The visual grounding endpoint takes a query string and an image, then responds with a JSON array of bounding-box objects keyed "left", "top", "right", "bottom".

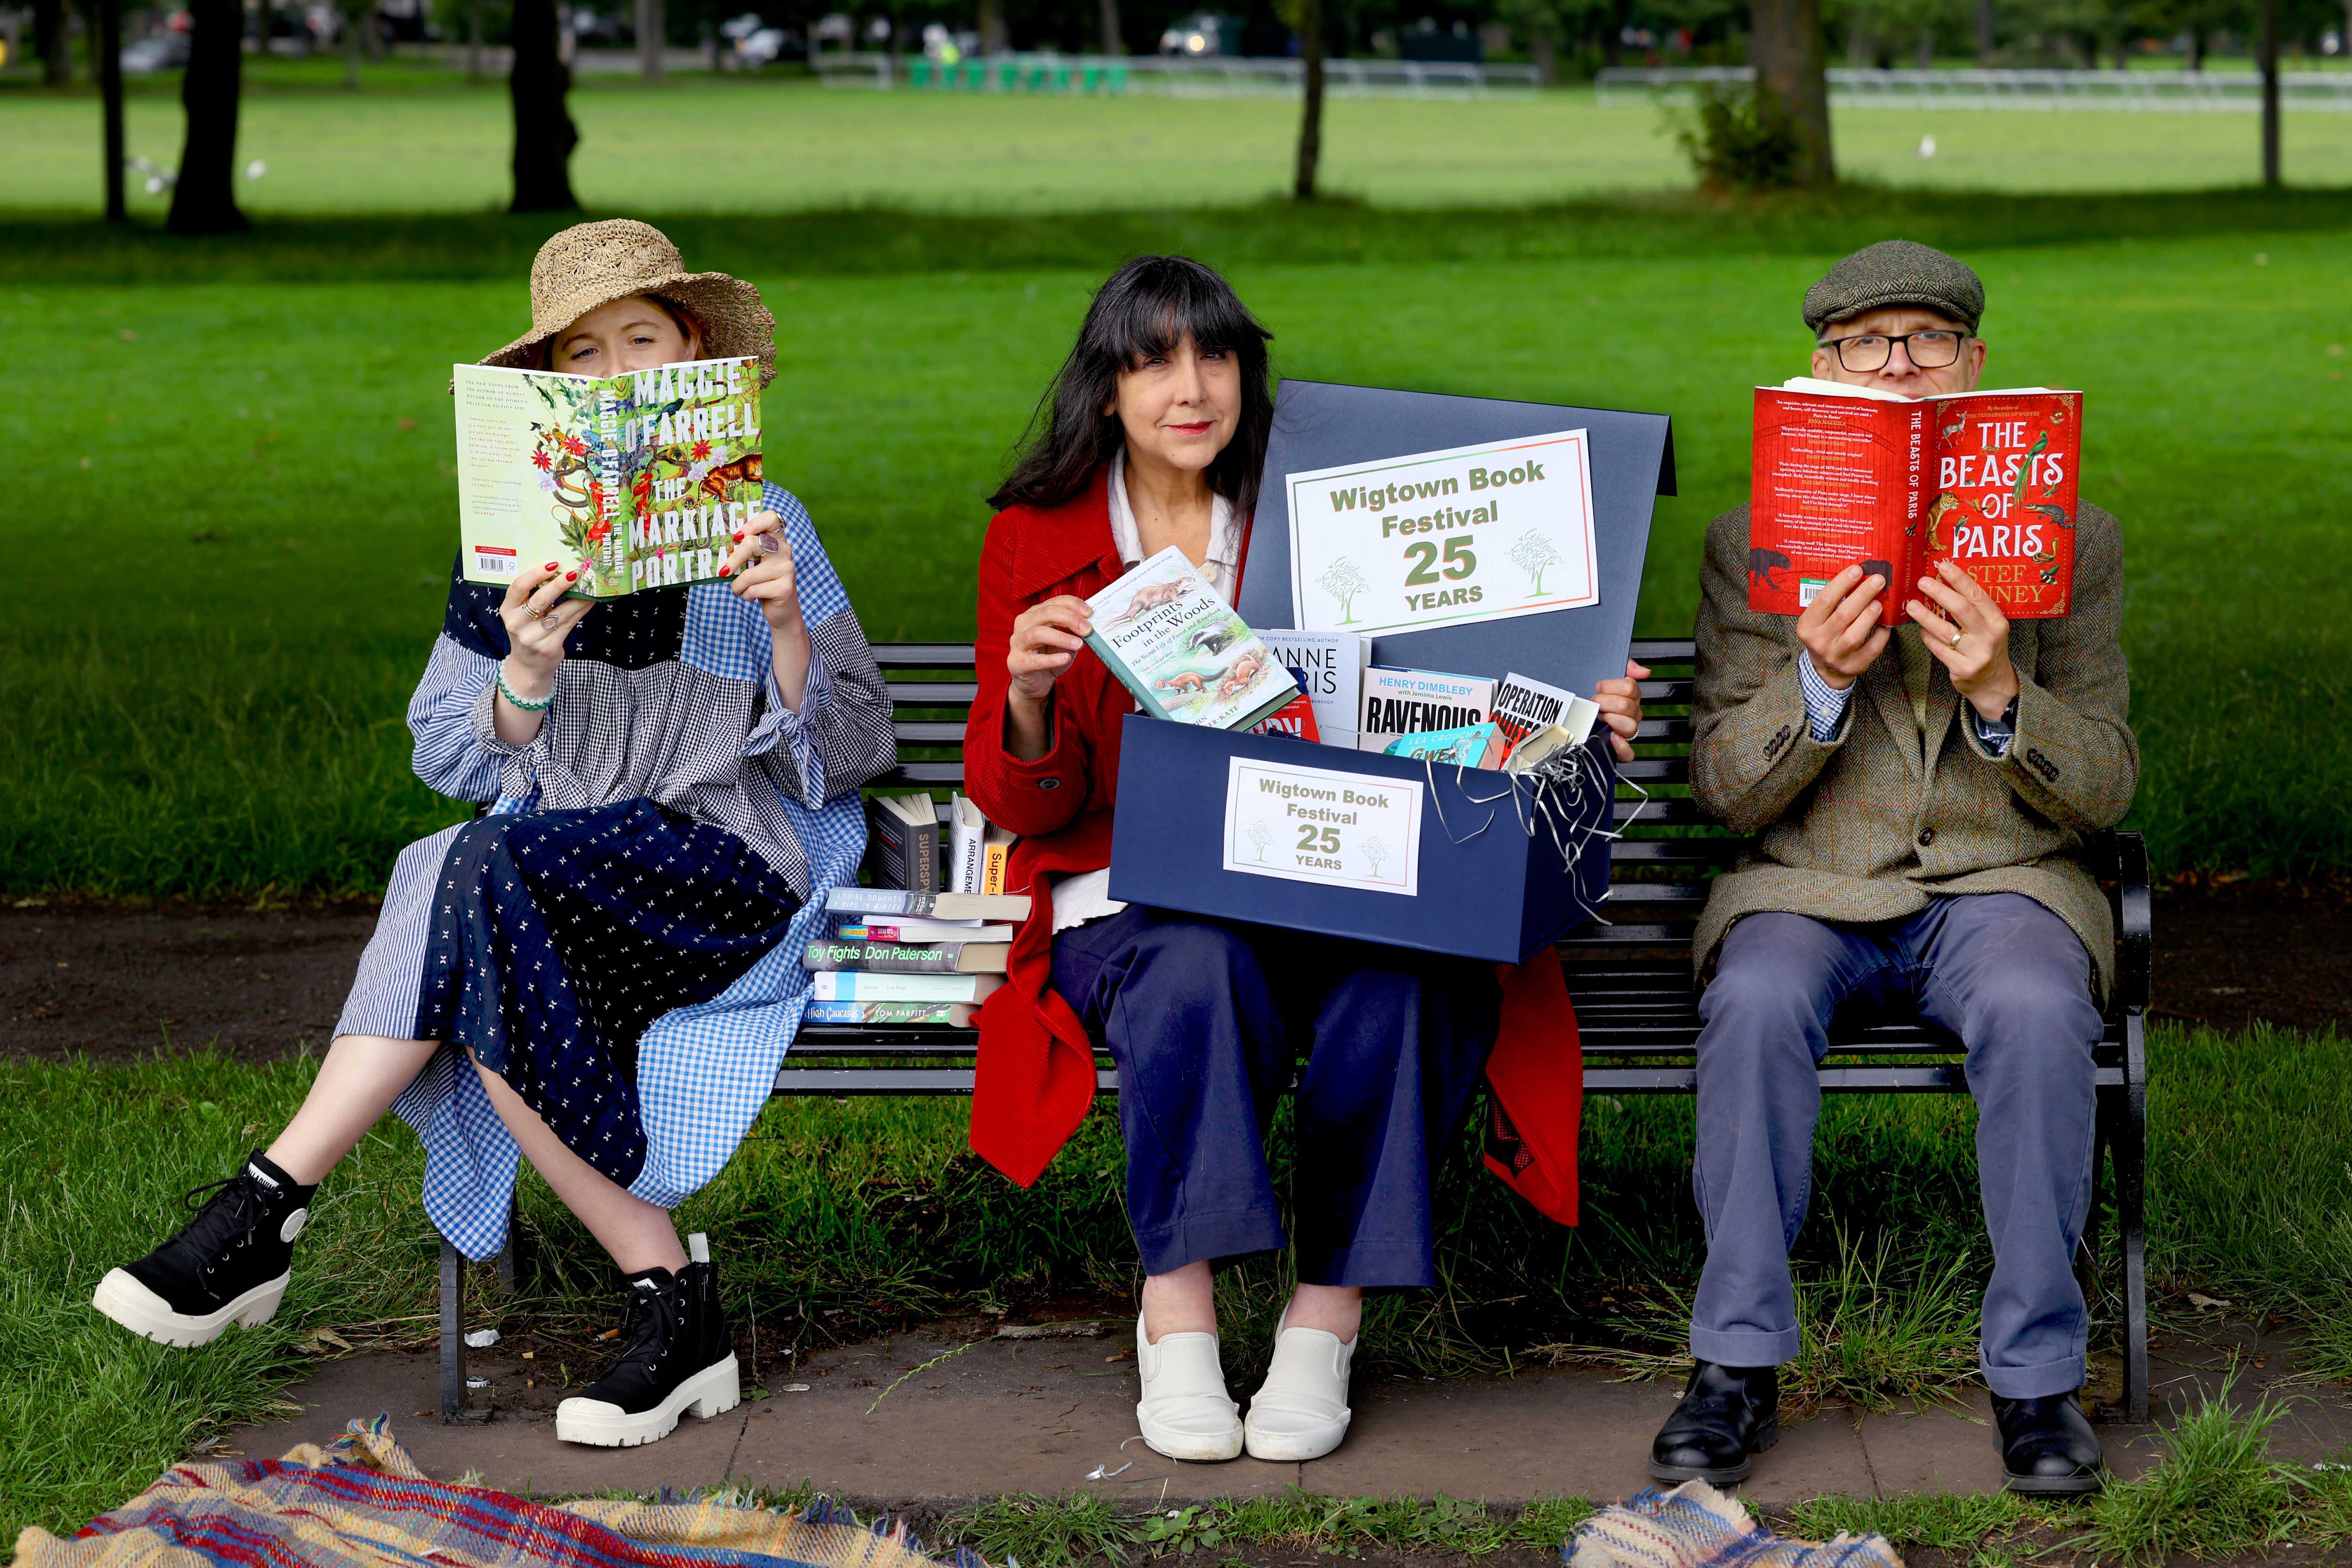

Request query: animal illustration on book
[
  {"left": 1748, "top": 548, "right": 1792, "bottom": 590},
  {"left": 1083, "top": 547, "right": 1298, "bottom": 731},
  {"left": 1109, "top": 579, "right": 1191, "bottom": 624}
]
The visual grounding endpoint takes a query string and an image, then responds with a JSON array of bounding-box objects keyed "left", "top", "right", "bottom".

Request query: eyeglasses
[{"left": 1820, "top": 330, "right": 1969, "bottom": 373}]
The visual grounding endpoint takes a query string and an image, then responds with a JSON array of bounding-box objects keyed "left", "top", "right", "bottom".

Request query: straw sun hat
[{"left": 478, "top": 219, "right": 778, "bottom": 387}]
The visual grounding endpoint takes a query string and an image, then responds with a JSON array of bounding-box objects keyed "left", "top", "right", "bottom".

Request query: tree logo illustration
[
  {"left": 1509, "top": 531, "right": 1563, "bottom": 597},
  {"left": 1247, "top": 820, "right": 1275, "bottom": 862},
  {"left": 1319, "top": 556, "right": 1369, "bottom": 624},
  {"left": 1362, "top": 835, "right": 1391, "bottom": 880}
]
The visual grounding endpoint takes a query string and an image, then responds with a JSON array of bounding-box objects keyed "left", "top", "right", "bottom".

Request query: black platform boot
[
  {"left": 1994, "top": 1391, "right": 2106, "bottom": 1495},
  {"left": 556, "top": 1233, "right": 740, "bottom": 1448},
  {"left": 92, "top": 1150, "right": 317, "bottom": 1348},
  {"left": 1648, "top": 1360, "right": 1780, "bottom": 1485}
]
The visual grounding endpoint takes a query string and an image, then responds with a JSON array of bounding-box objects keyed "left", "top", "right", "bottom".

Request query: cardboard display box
[{"left": 1104, "top": 382, "right": 1674, "bottom": 963}]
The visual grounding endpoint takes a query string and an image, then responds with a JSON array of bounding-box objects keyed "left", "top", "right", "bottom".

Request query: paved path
[{"left": 224, "top": 1322, "right": 2352, "bottom": 1510}]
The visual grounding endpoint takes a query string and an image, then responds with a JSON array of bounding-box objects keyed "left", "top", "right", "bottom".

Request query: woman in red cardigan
[{"left": 963, "top": 256, "right": 1647, "bottom": 1465}]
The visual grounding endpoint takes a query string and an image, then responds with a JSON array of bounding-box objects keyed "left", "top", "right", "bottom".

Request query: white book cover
[
  {"left": 1493, "top": 670, "right": 1599, "bottom": 754},
  {"left": 1260, "top": 630, "right": 1368, "bottom": 750},
  {"left": 1357, "top": 666, "right": 1496, "bottom": 752},
  {"left": 948, "top": 794, "right": 985, "bottom": 897}
]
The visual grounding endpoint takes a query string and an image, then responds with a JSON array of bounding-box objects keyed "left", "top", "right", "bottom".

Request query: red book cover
[
  {"left": 1248, "top": 685, "right": 1323, "bottom": 742},
  {"left": 1749, "top": 382, "right": 2083, "bottom": 620}
]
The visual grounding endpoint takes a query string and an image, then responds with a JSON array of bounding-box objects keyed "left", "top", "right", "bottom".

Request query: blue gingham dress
[{"left": 338, "top": 484, "right": 894, "bottom": 1259}]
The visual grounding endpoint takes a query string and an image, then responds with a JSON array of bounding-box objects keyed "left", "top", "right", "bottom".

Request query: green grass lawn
[
  {"left": 7, "top": 1019, "right": 2348, "bottom": 1542},
  {"left": 6, "top": 70, "right": 2350, "bottom": 216},
  {"left": 4, "top": 212, "right": 2346, "bottom": 892}
]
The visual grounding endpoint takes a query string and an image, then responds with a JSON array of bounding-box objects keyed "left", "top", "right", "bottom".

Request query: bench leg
[
  {"left": 439, "top": 1234, "right": 473, "bottom": 1423},
  {"left": 2116, "top": 1011, "right": 2150, "bottom": 1423}
]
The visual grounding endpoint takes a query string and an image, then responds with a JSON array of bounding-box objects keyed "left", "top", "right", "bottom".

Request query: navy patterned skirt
[{"left": 350, "top": 798, "right": 800, "bottom": 1188}]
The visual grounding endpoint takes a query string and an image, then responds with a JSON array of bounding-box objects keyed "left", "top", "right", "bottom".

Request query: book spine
[
  {"left": 826, "top": 888, "right": 939, "bottom": 916},
  {"left": 948, "top": 797, "right": 983, "bottom": 896},
  {"left": 912, "top": 811, "right": 940, "bottom": 895},
  {"left": 1901, "top": 402, "right": 1931, "bottom": 596},
  {"left": 803, "top": 1000, "right": 972, "bottom": 1026},
  {"left": 810, "top": 971, "right": 981, "bottom": 1003},
  {"left": 803, "top": 941, "right": 961, "bottom": 974}
]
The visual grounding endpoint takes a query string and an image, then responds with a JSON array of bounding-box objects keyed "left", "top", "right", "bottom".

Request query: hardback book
[
  {"left": 808, "top": 970, "right": 1004, "bottom": 1004},
  {"left": 1248, "top": 681, "right": 1322, "bottom": 742},
  {"left": 1385, "top": 721, "right": 1505, "bottom": 770},
  {"left": 826, "top": 888, "right": 1033, "bottom": 922},
  {"left": 803, "top": 939, "right": 1010, "bottom": 974},
  {"left": 1358, "top": 666, "right": 1497, "bottom": 754},
  {"left": 947, "top": 795, "right": 1004, "bottom": 898},
  {"left": 1492, "top": 670, "right": 1599, "bottom": 759},
  {"left": 835, "top": 918, "right": 1017, "bottom": 944},
  {"left": 803, "top": 999, "right": 979, "bottom": 1027},
  {"left": 1258, "top": 631, "right": 1368, "bottom": 750},
  {"left": 862, "top": 794, "right": 941, "bottom": 895},
  {"left": 1750, "top": 379, "right": 2082, "bottom": 620},
  {"left": 454, "top": 357, "right": 764, "bottom": 600},
  {"left": 1084, "top": 546, "right": 1298, "bottom": 731}
]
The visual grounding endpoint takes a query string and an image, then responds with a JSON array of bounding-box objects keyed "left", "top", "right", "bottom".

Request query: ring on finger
[
  {"left": 524, "top": 604, "right": 547, "bottom": 621},
  {"left": 1950, "top": 630, "right": 1963, "bottom": 650}
]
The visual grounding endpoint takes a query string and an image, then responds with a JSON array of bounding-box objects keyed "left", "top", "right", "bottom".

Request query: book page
[{"left": 453, "top": 365, "right": 624, "bottom": 595}]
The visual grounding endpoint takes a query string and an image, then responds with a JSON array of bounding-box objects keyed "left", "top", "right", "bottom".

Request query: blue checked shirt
[{"left": 1797, "top": 649, "right": 2015, "bottom": 755}]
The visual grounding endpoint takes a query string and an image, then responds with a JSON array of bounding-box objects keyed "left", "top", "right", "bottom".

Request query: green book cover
[
  {"left": 1083, "top": 545, "right": 1298, "bottom": 732},
  {"left": 453, "top": 356, "right": 763, "bottom": 600}
]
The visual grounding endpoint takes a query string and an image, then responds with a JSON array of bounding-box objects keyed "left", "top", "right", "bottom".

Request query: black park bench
[{"left": 439, "top": 638, "right": 2152, "bottom": 1425}]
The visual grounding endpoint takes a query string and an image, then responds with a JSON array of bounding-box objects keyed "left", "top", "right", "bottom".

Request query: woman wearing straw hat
[{"left": 92, "top": 222, "right": 898, "bottom": 1450}]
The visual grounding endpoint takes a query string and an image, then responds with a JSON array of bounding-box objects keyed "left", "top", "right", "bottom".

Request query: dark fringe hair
[{"left": 988, "top": 255, "right": 1274, "bottom": 516}]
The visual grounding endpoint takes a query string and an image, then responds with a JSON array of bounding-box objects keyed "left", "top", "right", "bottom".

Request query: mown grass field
[
  {"left": 8, "top": 1021, "right": 2349, "bottom": 1542},
  {"left": 4, "top": 205, "right": 2346, "bottom": 892},
  {"left": 7, "top": 68, "right": 2351, "bottom": 215}
]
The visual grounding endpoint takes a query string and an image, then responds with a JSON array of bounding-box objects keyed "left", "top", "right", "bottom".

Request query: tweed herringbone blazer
[{"left": 1688, "top": 501, "right": 2137, "bottom": 1000}]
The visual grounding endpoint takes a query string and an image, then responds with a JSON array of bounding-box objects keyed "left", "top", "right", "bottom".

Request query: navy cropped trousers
[
  {"left": 1689, "top": 892, "right": 2104, "bottom": 1398},
  {"left": 1050, "top": 904, "right": 1501, "bottom": 1288}
]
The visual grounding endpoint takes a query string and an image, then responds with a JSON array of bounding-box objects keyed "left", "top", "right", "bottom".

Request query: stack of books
[{"left": 804, "top": 889, "right": 1031, "bottom": 1026}]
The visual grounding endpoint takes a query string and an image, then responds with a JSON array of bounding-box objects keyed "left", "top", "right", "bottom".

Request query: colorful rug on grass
[
  {"left": 1566, "top": 1481, "right": 1903, "bottom": 1568},
  {"left": 14, "top": 1415, "right": 986, "bottom": 1568}
]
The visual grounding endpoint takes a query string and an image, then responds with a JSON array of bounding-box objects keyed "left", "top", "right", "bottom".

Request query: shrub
[{"left": 1671, "top": 81, "right": 1804, "bottom": 192}]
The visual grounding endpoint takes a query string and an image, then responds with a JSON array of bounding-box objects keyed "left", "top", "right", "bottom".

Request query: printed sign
[
  {"left": 1286, "top": 429, "right": 1600, "bottom": 638},
  {"left": 1221, "top": 756, "right": 1422, "bottom": 897}
]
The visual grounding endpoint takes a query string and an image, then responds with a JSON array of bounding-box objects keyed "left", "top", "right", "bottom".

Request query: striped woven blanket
[
  {"left": 1566, "top": 1481, "right": 1903, "bottom": 1568},
  {"left": 15, "top": 1415, "right": 986, "bottom": 1568}
]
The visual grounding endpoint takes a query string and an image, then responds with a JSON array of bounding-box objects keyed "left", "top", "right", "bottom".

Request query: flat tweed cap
[
  {"left": 477, "top": 219, "right": 777, "bottom": 387},
  {"left": 1803, "top": 239, "right": 1985, "bottom": 335}
]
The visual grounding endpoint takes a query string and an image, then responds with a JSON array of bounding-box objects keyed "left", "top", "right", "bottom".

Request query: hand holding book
[
  {"left": 495, "top": 560, "right": 596, "bottom": 737},
  {"left": 1793, "top": 563, "right": 1891, "bottom": 691},
  {"left": 1906, "top": 558, "right": 2021, "bottom": 722}
]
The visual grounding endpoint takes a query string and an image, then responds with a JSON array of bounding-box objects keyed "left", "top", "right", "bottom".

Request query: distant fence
[
  {"left": 1594, "top": 64, "right": 2352, "bottom": 111},
  {"left": 815, "top": 51, "right": 1542, "bottom": 97}
]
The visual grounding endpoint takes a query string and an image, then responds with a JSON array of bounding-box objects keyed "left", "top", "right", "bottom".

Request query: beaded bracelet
[{"left": 496, "top": 666, "right": 554, "bottom": 713}]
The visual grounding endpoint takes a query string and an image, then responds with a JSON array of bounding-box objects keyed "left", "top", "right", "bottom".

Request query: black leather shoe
[
  {"left": 1648, "top": 1360, "right": 1780, "bottom": 1484},
  {"left": 1993, "top": 1391, "right": 2106, "bottom": 1495}
]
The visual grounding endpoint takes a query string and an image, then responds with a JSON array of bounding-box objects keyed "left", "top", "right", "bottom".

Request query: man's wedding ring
[{"left": 1950, "top": 630, "right": 1963, "bottom": 650}]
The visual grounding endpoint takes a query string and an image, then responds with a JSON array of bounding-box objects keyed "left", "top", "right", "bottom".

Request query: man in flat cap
[{"left": 1651, "top": 240, "right": 2136, "bottom": 1494}]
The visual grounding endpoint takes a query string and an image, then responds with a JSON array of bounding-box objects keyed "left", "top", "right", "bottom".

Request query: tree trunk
[
  {"left": 35, "top": 0, "right": 69, "bottom": 82},
  {"left": 97, "top": 0, "right": 125, "bottom": 220},
  {"left": 1601, "top": 0, "right": 1629, "bottom": 65},
  {"left": 1750, "top": 0, "right": 1834, "bottom": 185},
  {"left": 1292, "top": 0, "right": 1323, "bottom": 199},
  {"left": 2188, "top": 27, "right": 2204, "bottom": 69},
  {"left": 1096, "top": 0, "right": 1122, "bottom": 54},
  {"left": 636, "top": 0, "right": 662, "bottom": 79},
  {"left": 1915, "top": 21, "right": 1931, "bottom": 66},
  {"left": 466, "top": 0, "right": 483, "bottom": 78},
  {"left": 342, "top": 0, "right": 370, "bottom": 85},
  {"left": 1972, "top": 0, "right": 1992, "bottom": 64},
  {"left": 1531, "top": 18, "right": 1557, "bottom": 85},
  {"left": 977, "top": 0, "right": 1006, "bottom": 54},
  {"left": 2259, "top": 0, "right": 2280, "bottom": 185},
  {"left": 167, "top": 0, "right": 246, "bottom": 233},
  {"left": 509, "top": 0, "right": 579, "bottom": 212}
]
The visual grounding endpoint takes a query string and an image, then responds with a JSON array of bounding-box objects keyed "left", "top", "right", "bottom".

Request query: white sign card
[
  {"left": 1286, "top": 429, "right": 1601, "bottom": 638},
  {"left": 1221, "top": 756, "right": 1422, "bottom": 897}
]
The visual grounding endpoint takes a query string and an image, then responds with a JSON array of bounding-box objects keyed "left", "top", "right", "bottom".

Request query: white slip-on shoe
[
  {"left": 1242, "top": 1309, "right": 1355, "bottom": 1462},
  {"left": 1135, "top": 1311, "right": 1243, "bottom": 1462}
]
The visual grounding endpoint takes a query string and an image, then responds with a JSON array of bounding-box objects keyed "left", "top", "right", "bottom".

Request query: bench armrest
[{"left": 2090, "top": 828, "right": 2151, "bottom": 1017}]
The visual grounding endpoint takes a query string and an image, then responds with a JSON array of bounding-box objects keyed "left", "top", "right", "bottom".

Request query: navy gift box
[
  {"left": 1108, "top": 716, "right": 1620, "bottom": 964},
  {"left": 1104, "top": 381, "right": 1674, "bottom": 964}
]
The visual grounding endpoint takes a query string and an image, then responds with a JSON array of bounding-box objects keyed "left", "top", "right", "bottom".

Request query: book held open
[{"left": 1750, "top": 379, "right": 2082, "bottom": 621}]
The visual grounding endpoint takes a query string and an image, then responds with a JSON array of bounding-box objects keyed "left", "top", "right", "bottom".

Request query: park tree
[
  {"left": 32, "top": 0, "right": 69, "bottom": 83},
  {"left": 96, "top": 0, "right": 125, "bottom": 221},
  {"left": 1272, "top": 0, "right": 1327, "bottom": 197},
  {"left": 167, "top": 0, "right": 248, "bottom": 233},
  {"left": 509, "top": 0, "right": 580, "bottom": 211},
  {"left": 1749, "top": 0, "right": 1834, "bottom": 184},
  {"left": 1097, "top": 0, "right": 1124, "bottom": 52}
]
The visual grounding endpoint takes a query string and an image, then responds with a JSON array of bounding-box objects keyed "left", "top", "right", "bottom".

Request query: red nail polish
[
  {"left": 732, "top": 532, "right": 744, "bottom": 543},
  {"left": 719, "top": 565, "right": 732, "bottom": 578},
  {"left": 544, "top": 562, "right": 558, "bottom": 571},
  {"left": 565, "top": 570, "right": 578, "bottom": 581}
]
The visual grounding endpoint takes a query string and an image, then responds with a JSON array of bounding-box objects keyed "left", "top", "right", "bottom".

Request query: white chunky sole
[
  {"left": 91, "top": 1267, "right": 288, "bottom": 1348},
  {"left": 556, "top": 1353, "right": 741, "bottom": 1448}
]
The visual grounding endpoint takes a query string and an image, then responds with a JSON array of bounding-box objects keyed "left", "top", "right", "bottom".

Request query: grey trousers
[{"left": 1688, "top": 892, "right": 2103, "bottom": 1399}]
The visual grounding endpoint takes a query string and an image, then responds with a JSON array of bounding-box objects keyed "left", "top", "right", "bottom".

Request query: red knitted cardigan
[{"left": 960, "top": 466, "right": 1584, "bottom": 1223}]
